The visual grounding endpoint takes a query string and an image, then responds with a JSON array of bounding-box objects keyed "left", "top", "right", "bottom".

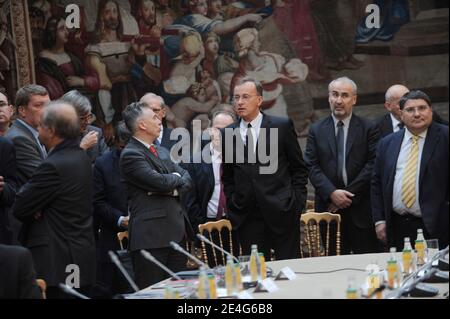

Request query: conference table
[{"left": 138, "top": 252, "right": 448, "bottom": 299}]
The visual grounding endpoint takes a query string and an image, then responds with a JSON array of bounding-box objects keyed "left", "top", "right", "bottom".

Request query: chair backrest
[
  {"left": 198, "top": 219, "right": 240, "bottom": 267},
  {"left": 36, "top": 279, "right": 46, "bottom": 299},
  {"left": 117, "top": 231, "right": 129, "bottom": 250},
  {"left": 305, "top": 200, "right": 315, "bottom": 213},
  {"left": 300, "top": 212, "right": 341, "bottom": 258}
]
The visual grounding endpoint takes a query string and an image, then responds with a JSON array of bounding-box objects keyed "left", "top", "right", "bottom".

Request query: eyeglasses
[
  {"left": 231, "top": 94, "right": 258, "bottom": 104},
  {"left": 403, "top": 105, "right": 430, "bottom": 114},
  {"left": 329, "top": 92, "right": 354, "bottom": 100}
]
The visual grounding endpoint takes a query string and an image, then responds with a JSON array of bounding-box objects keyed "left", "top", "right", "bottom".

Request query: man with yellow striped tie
[{"left": 371, "top": 90, "right": 449, "bottom": 250}]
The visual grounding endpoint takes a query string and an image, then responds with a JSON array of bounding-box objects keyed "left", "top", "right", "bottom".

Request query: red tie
[
  {"left": 217, "top": 163, "right": 226, "bottom": 219},
  {"left": 149, "top": 145, "right": 158, "bottom": 157}
]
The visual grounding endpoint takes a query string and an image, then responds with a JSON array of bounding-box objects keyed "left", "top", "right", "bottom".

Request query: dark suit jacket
[
  {"left": 84, "top": 125, "right": 109, "bottom": 163},
  {"left": 160, "top": 126, "right": 181, "bottom": 151},
  {"left": 371, "top": 123, "right": 449, "bottom": 248},
  {"left": 93, "top": 148, "right": 128, "bottom": 262},
  {"left": 5, "top": 119, "right": 45, "bottom": 186},
  {"left": 182, "top": 153, "right": 215, "bottom": 232},
  {"left": 222, "top": 114, "right": 308, "bottom": 235},
  {"left": 377, "top": 111, "right": 448, "bottom": 138},
  {"left": 120, "top": 138, "right": 192, "bottom": 251},
  {"left": 0, "top": 244, "right": 42, "bottom": 299},
  {"left": 0, "top": 137, "right": 17, "bottom": 244},
  {"left": 305, "top": 114, "right": 380, "bottom": 228},
  {"left": 12, "top": 139, "right": 96, "bottom": 287}
]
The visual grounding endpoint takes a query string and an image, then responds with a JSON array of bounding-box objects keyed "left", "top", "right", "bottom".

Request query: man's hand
[
  {"left": 80, "top": 131, "right": 99, "bottom": 150},
  {"left": 0, "top": 176, "right": 4, "bottom": 193},
  {"left": 330, "top": 189, "right": 354, "bottom": 209},
  {"left": 327, "top": 203, "right": 339, "bottom": 213},
  {"left": 120, "top": 216, "right": 129, "bottom": 229},
  {"left": 375, "top": 223, "right": 387, "bottom": 244}
]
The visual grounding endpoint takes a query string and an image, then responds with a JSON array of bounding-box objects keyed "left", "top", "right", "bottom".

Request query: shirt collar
[
  {"left": 133, "top": 136, "right": 154, "bottom": 149},
  {"left": 241, "top": 112, "right": 263, "bottom": 129},
  {"left": 405, "top": 127, "right": 427, "bottom": 140},
  {"left": 390, "top": 113, "right": 401, "bottom": 128},
  {"left": 331, "top": 113, "right": 352, "bottom": 128}
]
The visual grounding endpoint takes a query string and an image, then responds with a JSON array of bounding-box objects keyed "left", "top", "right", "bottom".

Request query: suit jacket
[
  {"left": 377, "top": 111, "right": 448, "bottom": 138},
  {"left": 120, "top": 138, "right": 193, "bottom": 251},
  {"left": 0, "top": 244, "right": 42, "bottom": 299},
  {"left": 305, "top": 114, "right": 380, "bottom": 228},
  {"left": 0, "top": 137, "right": 17, "bottom": 244},
  {"left": 222, "top": 114, "right": 308, "bottom": 235},
  {"left": 12, "top": 139, "right": 96, "bottom": 287},
  {"left": 93, "top": 148, "right": 128, "bottom": 262},
  {"left": 182, "top": 153, "right": 215, "bottom": 232},
  {"left": 5, "top": 120, "right": 45, "bottom": 186},
  {"left": 84, "top": 125, "right": 109, "bottom": 163},
  {"left": 160, "top": 126, "right": 181, "bottom": 151},
  {"left": 371, "top": 123, "right": 449, "bottom": 247}
]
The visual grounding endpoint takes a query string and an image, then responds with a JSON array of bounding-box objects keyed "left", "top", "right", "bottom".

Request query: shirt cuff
[
  {"left": 117, "top": 216, "right": 125, "bottom": 228},
  {"left": 375, "top": 220, "right": 386, "bottom": 227}
]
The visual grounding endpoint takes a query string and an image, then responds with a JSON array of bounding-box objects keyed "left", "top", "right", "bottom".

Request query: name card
[
  {"left": 254, "top": 278, "right": 279, "bottom": 293},
  {"left": 275, "top": 267, "right": 297, "bottom": 281}
]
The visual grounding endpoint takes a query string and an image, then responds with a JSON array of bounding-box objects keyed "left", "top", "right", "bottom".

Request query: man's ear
[{"left": 17, "top": 105, "right": 26, "bottom": 117}]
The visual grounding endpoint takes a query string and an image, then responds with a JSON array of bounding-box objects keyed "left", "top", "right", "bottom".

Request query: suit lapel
[
  {"left": 345, "top": 115, "right": 360, "bottom": 158},
  {"left": 325, "top": 117, "right": 337, "bottom": 159},
  {"left": 419, "top": 123, "right": 440, "bottom": 185},
  {"left": 386, "top": 131, "right": 405, "bottom": 188},
  {"left": 258, "top": 113, "right": 271, "bottom": 157},
  {"left": 130, "top": 138, "right": 168, "bottom": 173}
]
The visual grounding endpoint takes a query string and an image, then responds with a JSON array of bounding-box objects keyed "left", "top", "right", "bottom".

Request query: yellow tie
[{"left": 401, "top": 135, "right": 420, "bottom": 208}]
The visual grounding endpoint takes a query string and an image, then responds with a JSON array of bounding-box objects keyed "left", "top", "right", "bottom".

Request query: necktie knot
[
  {"left": 411, "top": 135, "right": 419, "bottom": 144},
  {"left": 398, "top": 122, "right": 404, "bottom": 130},
  {"left": 337, "top": 121, "right": 344, "bottom": 128},
  {"left": 149, "top": 144, "right": 158, "bottom": 157}
]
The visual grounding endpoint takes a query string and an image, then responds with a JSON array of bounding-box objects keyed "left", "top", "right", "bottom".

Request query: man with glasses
[
  {"left": 222, "top": 77, "right": 308, "bottom": 261},
  {"left": 305, "top": 77, "right": 380, "bottom": 254},
  {"left": 377, "top": 84, "right": 448, "bottom": 138},
  {"left": 0, "top": 92, "right": 14, "bottom": 136},
  {"left": 372, "top": 90, "right": 448, "bottom": 250}
]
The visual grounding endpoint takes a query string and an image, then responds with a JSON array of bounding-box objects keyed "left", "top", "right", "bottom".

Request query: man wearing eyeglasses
[
  {"left": 372, "top": 90, "right": 448, "bottom": 250},
  {"left": 305, "top": 77, "right": 381, "bottom": 255},
  {"left": 222, "top": 77, "right": 308, "bottom": 261}
]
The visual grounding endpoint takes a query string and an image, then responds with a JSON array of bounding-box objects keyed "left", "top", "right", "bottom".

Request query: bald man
[
  {"left": 377, "top": 84, "right": 448, "bottom": 138},
  {"left": 13, "top": 101, "right": 96, "bottom": 298}
]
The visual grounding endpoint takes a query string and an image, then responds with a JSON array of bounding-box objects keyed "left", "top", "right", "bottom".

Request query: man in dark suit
[
  {"left": 0, "top": 244, "right": 42, "bottom": 299},
  {"left": 222, "top": 77, "right": 308, "bottom": 260},
  {"left": 182, "top": 110, "right": 236, "bottom": 265},
  {"left": 120, "top": 102, "right": 192, "bottom": 289},
  {"left": 372, "top": 90, "right": 448, "bottom": 250},
  {"left": 93, "top": 121, "right": 130, "bottom": 296},
  {"left": 377, "top": 84, "right": 448, "bottom": 138},
  {"left": 0, "top": 137, "right": 17, "bottom": 244},
  {"left": 60, "top": 90, "right": 109, "bottom": 163},
  {"left": 13, "top": 101, "right": 96, "bottom": 298},
  {"left": 5, "top": 85, "right": 50, "bottom": 246},
  {"left": 305, "top": 77, "right": 380, "bottom": 254}
]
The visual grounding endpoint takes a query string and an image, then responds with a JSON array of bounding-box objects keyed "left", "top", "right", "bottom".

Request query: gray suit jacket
[
  {"left": 5, "top": 120, "right": 45, "bottom": 186},
  {"left": 120, "top": 138, "right": 192, "bottom": 251}
]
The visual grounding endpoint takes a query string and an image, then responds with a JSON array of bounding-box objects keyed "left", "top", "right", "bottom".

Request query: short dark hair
[
  {"left": 234, "top": 77, "right": 263, "bottom": 97},
  {"left": 115, "top": 120, "right": 131, "bottom": 144},
  {"left": 399, "top": 90, "right": 432, "bottom": 110},
  {"left": 41, "top": 101, "right": 80, "bottom": 139},
  {"left": 122, "top": 102, "right": 149, "bottom": 134},
  {"left": 15, "top": 84, "right": 48, "bottom": 110},
  {"left": 42, "top": 16, "right": 65, "bottom": 49}
]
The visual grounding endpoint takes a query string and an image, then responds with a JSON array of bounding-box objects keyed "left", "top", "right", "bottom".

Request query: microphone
[
  {"left": 196, "top": 233, "right": 240, "bottom": 264},
  {"left": 140, "top": 250, "right": 183, "bottom": 281},
  {"left": 169, "top": 241, "right": 209, "bottom": 269},
  {"left": 58, "top": 283, "right": 90, "bottom": 299},
  {"left": 108, "top": 250, "right": 139, "bottom": 292}
]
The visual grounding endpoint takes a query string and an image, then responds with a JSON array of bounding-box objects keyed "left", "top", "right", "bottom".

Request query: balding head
[
  {"left": 384, "top": 84, "right": 409, "bottom": 120},
  {"left": 140, "top": 93, "right": 166, "bottom": 120},
  {"left": 39, "top": 101, "right": 80, "bottom": 149}
]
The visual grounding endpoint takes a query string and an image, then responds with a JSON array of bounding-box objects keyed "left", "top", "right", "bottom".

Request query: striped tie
[{"left": 401, "top": 135, "right": 420, "bottom": 208}]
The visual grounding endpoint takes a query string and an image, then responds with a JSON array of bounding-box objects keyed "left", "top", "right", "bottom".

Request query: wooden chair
[
  {"left": 305, "top": 200, "right": 315, "bottom": 212},
  {"left": 300, "top": 212, "right": 341, "bottom": 258},
  {"left": 198, "top": 219, "right": 240, "bottom": 267},
  {"left": 36, "top": 279, "right": 46, "bottom": 299},
  {"left": 117, "top": 231, "right": 129, "bottom": 250}
]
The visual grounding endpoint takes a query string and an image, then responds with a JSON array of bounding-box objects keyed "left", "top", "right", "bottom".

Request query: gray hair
[
  {"left": 385, "top": 84, "right": 409, "bottom": 102},
  {"left": 60, "top": 90, "right": 92, "bottom": 116},
  {"left": 15, "top": 84, "right": 48, "bottom": 110},
  {"left": 115, "top": 120, "right": 131, "bottom": 144},
  {"left": 328, "top": 77, "right": 358, "bottom": 95},
  {"left": 234, "top": 76, "right": 264, "bottom": 97},
  {"left": 140, "top": 93, "right": 165, "bottom": 108},
  {"left": 122, "top": 102, "right": 149, "bottom": 134},
  {"left": 41, "top": 101, "right": 80, "bottom": 139}
]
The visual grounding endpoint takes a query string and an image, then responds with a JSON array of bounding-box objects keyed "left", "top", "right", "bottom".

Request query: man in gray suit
[{"left": 120, "top": 102, "right": 192, "bottom": 289}]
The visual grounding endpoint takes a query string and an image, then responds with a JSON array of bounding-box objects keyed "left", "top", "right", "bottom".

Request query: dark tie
[
  {"left": 398, "top": 122, "right": 404, "bottom": 130},
  {"left": 336, "top": 121, "right": 345, "bottom": 186},
  {"left": 149, "top": 144, "right": 159, "bottom": 157},
  {"left": 245, "top": 123, "right": 254, "bottom": 148},
  {"left": 217, "top": 163, "right": 226, "bottom": 219}
]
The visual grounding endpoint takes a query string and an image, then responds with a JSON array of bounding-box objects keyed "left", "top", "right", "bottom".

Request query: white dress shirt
[
  {"left": 240, "top": 112, "right": 263, "bottom": 153},
  {"left": 331, "top": 113, "right": 352, "bottom": 186},
  {"left": 390, "top": 114, "right": 402, "bottom": 133}
]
